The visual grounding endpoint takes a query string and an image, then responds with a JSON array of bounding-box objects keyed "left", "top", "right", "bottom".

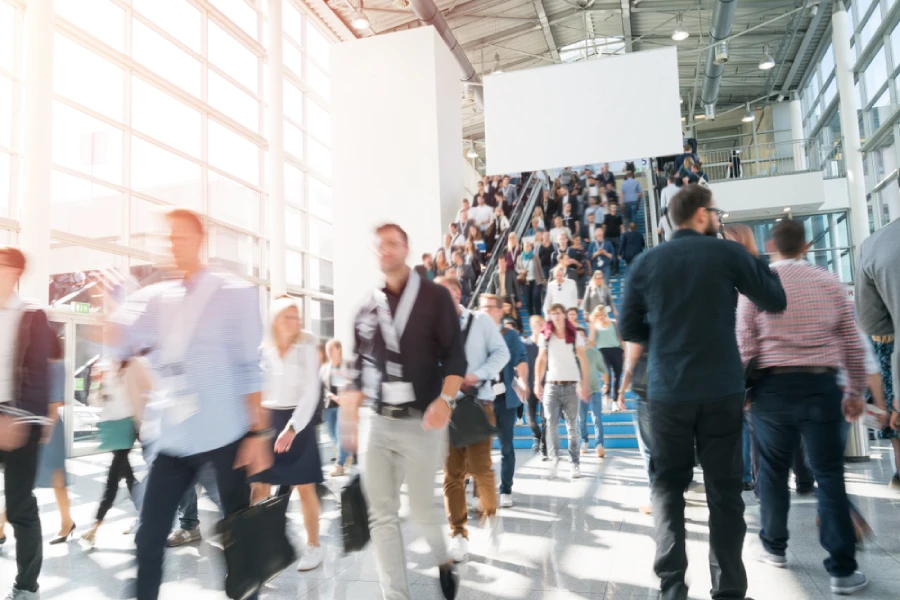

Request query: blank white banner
[{"left": 484, "top": 47, "right": 683, "bottom": 174}]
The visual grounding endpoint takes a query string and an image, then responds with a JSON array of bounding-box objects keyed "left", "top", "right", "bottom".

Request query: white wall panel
[{"left": 483, "top": 47, "right": 683, "bottom": 174}]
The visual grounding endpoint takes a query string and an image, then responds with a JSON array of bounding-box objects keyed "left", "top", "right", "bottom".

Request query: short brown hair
[
  {"left": 669, "top": 184, "right": 713, "bottom": 227},
  {"left": 771, "top": 219, "right": 807, "bottom": 257},
  {"left": 166, "top": 208, "right": 205, "bottom": 234},
  {"left": 436, "top": 276, "right": 461, "bottom": 293},
  {"left": 375, "top": 223, "right": 408, "bottom": 245},
  {"left": 548, "top": 303, "right": 566, "bottom": 315},
  {"left": 0, "top": 247, "right": 26, "bottom": 271},
  {"left": 479, "top": 293, "right": 501, "bottom": 309}
]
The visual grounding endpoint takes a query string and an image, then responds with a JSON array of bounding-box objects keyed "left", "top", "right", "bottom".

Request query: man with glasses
[
  {"left": 619, "top": 185, "right": 786, "bottom": 600},
  {"left": 341, "top": 224, "right": 466, "bottom": 600}
]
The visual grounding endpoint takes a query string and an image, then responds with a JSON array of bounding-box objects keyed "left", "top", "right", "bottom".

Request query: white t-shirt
[
  {"left": 543, "top": 278, "right": 579, "bottom": 315},
  {"left": 471, "top": 205, "right": 493, "bottom": 229},
  {"left": 540, "top": 332, "right": 585, "bottom": 382},
  {"left": 549, "top": 227, "right": 570, "bottom": 247}
]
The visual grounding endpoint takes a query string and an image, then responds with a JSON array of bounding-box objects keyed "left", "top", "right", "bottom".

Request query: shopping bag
[
  {"left": 449, "top": 393, "right": 497, "bottom": 448},
  {"left": 218, "top": 494, "right": 297, "bottom": 600},
  {"left": 341, "top": 474, "right": 370, "bottom": 553}
]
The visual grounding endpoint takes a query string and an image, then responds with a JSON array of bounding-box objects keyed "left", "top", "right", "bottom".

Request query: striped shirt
[{"left": 736, "top": 259, "right": 867, "bottom": 399}]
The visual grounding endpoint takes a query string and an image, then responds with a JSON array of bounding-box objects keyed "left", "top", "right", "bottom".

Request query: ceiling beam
[
  {"left": 619, "top": 0, "right": 633, "bottom": 51},
  {"left": 779, "top": 0, "right": 827, "bottom": 96},
  {"left": 533, "top": 0, "right": 562, "bottom": 62},
  {"left": 461, "top": 8, "right": 587, "bottom": 51}
]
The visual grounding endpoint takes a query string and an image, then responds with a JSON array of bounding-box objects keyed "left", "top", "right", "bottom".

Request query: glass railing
[{"left": 698, "top": 138, "right": 846, "bottom": 182}]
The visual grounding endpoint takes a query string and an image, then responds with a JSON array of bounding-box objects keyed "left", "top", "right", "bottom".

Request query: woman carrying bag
[
  {"left": 81, "top": 355, "right": 151, "bottom": 547},
  {"left": 582, "top": 271, "right": 617, "bottom": 319},
  {"left": 249, "top": 296, "right": 324, "bottom": 572}
]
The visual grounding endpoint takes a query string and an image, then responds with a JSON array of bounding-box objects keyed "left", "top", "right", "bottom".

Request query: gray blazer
[{"left": 855, "top": 219, "right": 900, "bottom": 393}]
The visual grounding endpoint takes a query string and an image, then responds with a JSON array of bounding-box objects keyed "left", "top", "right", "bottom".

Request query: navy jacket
[
  {"left": 497, "top": 328, "right": 527, "bottom": 409},
  {"left": 14, "top": 306, "right": 54, "bottom": 418},
  {"left": 620, "top": 230, "right": 646, "bottom": 262},
  {"left": 619, "top": 230, "right": 786, "bottom": 403}
]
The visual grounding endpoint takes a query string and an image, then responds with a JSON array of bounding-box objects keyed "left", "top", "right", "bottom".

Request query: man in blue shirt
[
  {"left": 111, "top": 209, "right": 270, "bottom": 600},
  {"left": 620, "top": 171, "right": 643, "bottom": 225},
  {"left": 483, "top": 297, "right": 529, "bottom": 509},
  {"left": 588, "top": 227, "right": 615, "bottom": 283},
  {"left": 620, "top": 185, "right": 786, "bottom": 600}
]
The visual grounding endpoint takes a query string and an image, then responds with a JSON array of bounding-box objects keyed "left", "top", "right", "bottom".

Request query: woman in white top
[{"left": 249, "top": 297, "right": 324, "bottom": 571}]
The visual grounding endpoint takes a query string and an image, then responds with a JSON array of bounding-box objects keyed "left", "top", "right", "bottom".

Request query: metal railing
[{"left": 696, "top": 138, "right": 846, "bottom": 182}]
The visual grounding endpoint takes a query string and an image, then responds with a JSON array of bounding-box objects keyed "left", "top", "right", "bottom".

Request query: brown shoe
[
  {"left": 639, "top": 504, "right": 653, "bottom": 515},
  {"left": 330, "top": 465, "right": 345, "bottom": 477},
  {"left": 596, "top": 445, "right": 605, "bottom": 459}
]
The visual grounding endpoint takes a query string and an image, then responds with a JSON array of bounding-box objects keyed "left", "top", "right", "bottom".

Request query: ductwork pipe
[
  {"left": 408, "top": 0, "right": 484, "bottom": 109},
  {"left": 700, "top": 0, "right": 737, "bottom": 115}
]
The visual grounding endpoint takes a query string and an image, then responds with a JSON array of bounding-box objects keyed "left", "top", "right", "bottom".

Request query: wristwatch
[{"left": 440, "top": 393, "right": 457, "bottom": 410}]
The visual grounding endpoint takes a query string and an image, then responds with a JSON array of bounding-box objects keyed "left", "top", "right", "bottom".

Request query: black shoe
[
  {"left": 49, "top": 522, "right": 76, "bottom": 545},
  {"left": 439, "top": 563, "right": 459, "bottom": 600},
  {"left": 743, "top": 481, "right": 755, "bottom": 492},
  {"left": 0, "top": 534, "right": 6, "bottom": 546},
  {"left": 796, "top": 485, "right": 816, "bottom": 496}
]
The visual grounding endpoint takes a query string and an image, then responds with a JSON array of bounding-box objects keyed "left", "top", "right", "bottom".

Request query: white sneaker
[
  {"left": 485, "top": 515, "right": 501, "bottom": 549},
  {"left": 296, "top": 544, "right": 324, "bottom": 571},
  {"left": 500, "top": 494, "right": 513, "bottom": 508},
  {"left": 547, "top": 461, "right": 558, "bottom": 480},
  {"left": 468, "top": 496, "right": 483, "bottom": 514},
  {"left": 571, "top": 464, "right": 582, "bottom": 480},
  {"left": 447, "top": 534, "right": 469, "bottom": 563}
]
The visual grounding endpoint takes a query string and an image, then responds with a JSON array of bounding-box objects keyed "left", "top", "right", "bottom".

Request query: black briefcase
[
  {"left": 217, "top": 494, "right": 297, "bottom": 600},
  {"left": 449, "top": 392, "right": 497, "bottom": 449},
  {"left": 341, "top": 474, "right": 370, "bottom": 553}
]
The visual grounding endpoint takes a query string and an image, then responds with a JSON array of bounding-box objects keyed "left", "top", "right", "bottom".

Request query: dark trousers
[
  {"left": 751, "top": 373, "right": 856, "bottom": 577},
  {"left": 526, "top": 393, "right": 546, "bottom": 455},
  {"left": 1, "top": 425, "right": 42, "bottom": 593},
  {"left": 493, "top": 397, "right": 518, "bottom": 495},
  {"left": 136, "top": 438, "right": 255, "bottom": 600},
  {"left": 524, "top": 281, "right": 543, "bottom": 318},
  {"left": 650, "top": 398, "right": 747, "bottom": 600},
  {"left": 608, "top": 238, "right": 621, "bottom": 274},
  {"left": 746, "top": 412, "right": 813, "bottom": 490},
  {"left": 600, "top": 347, "right": 625, "bottom": 398},
  {"left": 97, "top": 449, "right": 136, "bottom": 522}
]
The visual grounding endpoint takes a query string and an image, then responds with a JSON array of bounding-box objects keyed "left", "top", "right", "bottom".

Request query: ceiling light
[
  {"left": 742, "top": 103, "right": 755, "bottom": 122},
  {"left": 351, "top": 9, "right": 369, "bottom": 30},
  {"left": 722, "top": 213, "right": 730, "bottom": 219},
  {"left": 759, "top": 44, "right": 775, "bottom": 70},
  {"left": 810, "top": 5, "right": 818, "bottom": 17},
  {"left": 783, "top": 207, "right": 791, "bottom": 212},
  {"left": 776, "top": 218, "right": 783, "bottom": 222},
  {"left": 680, "top": 95, "right": 684, "bottom": 104},
  {"left": 672, "top": 13, "right": 689, "bottom": 41},
  {"left": 467, "top": 147, "right": 478, "bottom": 158},
  {"left": 491, "top": 53, "right": 503, "bottom": 74},
  {"left": 776, "top": 93, "right": 785, "bottom": 102},
  {"left": 705, "top": 103, "right": 715, "bottom": 120}
]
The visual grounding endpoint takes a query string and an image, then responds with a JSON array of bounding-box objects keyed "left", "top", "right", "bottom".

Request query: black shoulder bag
[{"left": 449, "top": 315, "right": 499, "bottom": 449}]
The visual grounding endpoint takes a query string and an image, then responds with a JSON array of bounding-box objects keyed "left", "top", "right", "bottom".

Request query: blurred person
[
  {"left": 493, "top": 256, "right": 522, "bottom": 325},
  {"left": 727, "top": 150, "right": 743, "bottom": 179},
  {"left": 437, "top": 280, "right": 508, "bottom": 563},
  {"left": 551, "top": 234, "right": 579, "bottom": 284},
  {"left": 415, "top": 253, "right": 435, "bottom": 281},
  {"left": 691, "top": 161, "right": 709, "bottom": 185},
  {"left": 620, "top": 222, "right": 646, "bottom": 266},
  {"left": 549, "top": 216, "right": 569, "bottom": 248},
  {"left": 578, "top": 326, "right": 609, "bottom": 458},
  {"left": 534, "top": 304, "right": 590, "bottom": 480},
  {"left": 620, "top": 171, "right": 643, "bottom": 224},
  {"left": 467, "top": 225, "right": 486, "bottom": 257},
  {"left": 449, "top": 223, "right": 465, "bottom": 250},
  {"left": 340, "top": 224, "right": 465, "bottom": 600},
  {"left": 569, "top": 236, "right": 590, "bottom": 298},
  {"left": 320, "top": 339, "right": 352, "bottom": 477},
  {"left": 588, "top": 227, "right": 615, "bottom": 284},
  {"left": 678, "top": 157, "right": 695, "bottom": 187},
  {"left": 472, "top": 194, "right": 493, "bottom": 232},
  {"left": 538, "top": 232, "right": 555, "bottom": 280},
  {"left": 523, "top": 216, "right": 545, "bottom": 245},
  {"left": 588, "top": 307, "right": 624, "bottom": 408},
  {"left": 455, "top": 199, "right": 471, "bottom": 224},
  {"left": 541, "top": 189, "right": 559, "bottom": 228},
  {"left": 437, "top": 234, "right": 455, "bottom": 262},
  {"left": 109, "top": 209, "right": 271, "bottom": 600},
  {"left": 517, "top": 241, "right": 545, "bottom": 319},
  {"left": 566, "top": 308, "right": 579, "bottom": 327},
  {"left": 543, "top": 265, "right": 579, "bottom": 318},
  {"left": 472, "top": 181, "right": 486, "bottom": 204},
  {"left": 249, "top": 297, "right": 324, "bottom": 572},
  {"left": 559, "top": 166, "right": 575, "bottom": 191},
  {"left": 618, "top": 342, "right": 652, "bottom": 513},
  {"left": 561, "top": 203, "right": 579, "bottom": 238},
  {"left": 855, "top": 194, "right": 900, "bottom": 481},
  {"left": 434, "top": 250, "right": 450, "bottom": 279},
  {"left": 602, "top": 203, "right": 623, "bottom": 276},
  {"left": 604, "top": 182, "right": 619, "bottom": 205},
  {"left": 505, "top": 232, "right": 522, "bottom": 271},
  {"left": 658, "top": 173, "right": 679, "bottom": 243},
  {"left": 463, "top": 239, "right": 483, "bottom": 278},
  {"left": 451, "top": 251, "right": 477, "bottom": 306},
  {"left": 483, "top": 294, "right": 529, "bottom": 509},
  {"left": 673, "top": 142, "right": 698, "bottom": 173},
  {"left": 524, "top": 315, "right": 547, "bottom": 457},
  {"left": 80, "top": 356, "right": 152, "bottom": 548},
  {"left": 581, "top": 210, "right": 602, "bottom": 245},
  {"left": 455, "top": 209, "right": 475, "bottom": 240},
  {"left": 598, "top": 163, "right": 615, "bottom": 190},
  {"left": 501, "top": 175, "right": 517, "bottom": 203},
  {"left": 582, "top": 271, "right": 616, "bottom": 319},
  {"left": 619, "top": 185, "right": 786, "bottom": 600},
  {"left": 0, "top": 247, "right": 54, "bottom": 600},
  {"left": 737, "top": 220, "right": 868, "bottom": 594}
]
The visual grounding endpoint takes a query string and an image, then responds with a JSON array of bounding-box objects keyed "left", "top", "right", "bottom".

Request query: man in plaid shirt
[{"left": 736, "top": 220, "right": 868, "bottom": 595}]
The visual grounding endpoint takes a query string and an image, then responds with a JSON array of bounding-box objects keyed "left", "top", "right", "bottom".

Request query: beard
[{"left": 704, "top": 220, "right": 719, "bottom": 236}]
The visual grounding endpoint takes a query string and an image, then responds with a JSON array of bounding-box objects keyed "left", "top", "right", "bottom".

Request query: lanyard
[{"left": 373, "top": 269, "right": 421, "bottom": 378}]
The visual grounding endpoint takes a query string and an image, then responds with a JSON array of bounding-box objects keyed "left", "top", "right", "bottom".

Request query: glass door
[{"left": 48, "top": 312, "right": 106, "bottom": 457}]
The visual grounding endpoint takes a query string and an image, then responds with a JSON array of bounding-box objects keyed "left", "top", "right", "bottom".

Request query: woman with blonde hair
[
  {"left": 320, "top": 338, "right": 353, "bottom": 477},
  {"left": 463, "top": 238, "right": 483, "bottom": 277},
  {"left": 582, "top": 271, "right": 617, "bottom": 319},
  {"left": 589, "top": 306, "right": 625, "bottom": 411},
  {"left": 249, "top": 296, "right": 324, "bottom": 571},
  {"left": 434, "top": 249, "right": 450, "bottom": 278}
]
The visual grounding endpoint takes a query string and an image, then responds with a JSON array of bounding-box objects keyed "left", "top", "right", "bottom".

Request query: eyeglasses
[{"left": 706, "top": 207, "right": 725, "bottom": 219}]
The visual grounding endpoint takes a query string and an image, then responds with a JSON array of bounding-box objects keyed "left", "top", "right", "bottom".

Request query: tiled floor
[{"left": 3, "top": 441, "right": 900, "bottom": 600}]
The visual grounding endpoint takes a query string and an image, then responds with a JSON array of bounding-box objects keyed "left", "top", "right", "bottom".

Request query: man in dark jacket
[
  {"left": 619, "top": 222, "right": 646, "bottom": 265},
  {"left": 0, "top": 247, "right": 54, "bottom": 600},
  {"left": 620, "top": 185, "right": 786, "bottom": 600}
]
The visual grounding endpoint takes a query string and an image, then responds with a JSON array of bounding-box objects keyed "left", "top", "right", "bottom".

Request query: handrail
[{"left": 466, "top": 173, "right": 544, "bottom": 310}]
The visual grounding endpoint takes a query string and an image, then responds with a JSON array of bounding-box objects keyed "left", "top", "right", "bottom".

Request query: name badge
[
  {"left": 492, "top": 382, "right": 506, "bottom": 395},
  {"left": 382, "top": 382, "right": 415, "bottom": 406}
]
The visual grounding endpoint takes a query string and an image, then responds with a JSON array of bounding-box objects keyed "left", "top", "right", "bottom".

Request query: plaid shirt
[{"left": 736, "top": 259, "right": 867, "bottom": 399}]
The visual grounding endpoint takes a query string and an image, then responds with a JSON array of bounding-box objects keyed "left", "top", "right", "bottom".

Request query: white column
[
  {"left": 19, "top": 0, "right": 54, "bottom": 304},
  {"left": 789, "top": 98, "right": 807, "bottom": 170},
  {"left": 833, "top": 3, "right": 870, "bottom": 253},
  {"left": 266, "top": 0, "right": 286, "bottom": 300},
  {"left": 330, "top": 27, "right": 463, "bottom": 348}
]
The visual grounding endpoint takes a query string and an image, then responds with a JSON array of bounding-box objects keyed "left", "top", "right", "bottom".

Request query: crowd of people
[{"left": 0, "top": 168, "right": 897, "bottom": 600}]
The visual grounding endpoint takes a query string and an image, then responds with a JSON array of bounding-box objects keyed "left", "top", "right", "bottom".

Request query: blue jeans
[
  {"left": 578, "top": 393, "right": 605, "bottom": 446},
  {"left": 323, "top": 406, "right": 350, "bottom": 465},
  {"left": 177, "top": 463, "right": 223, "bottom": 530},
  {"left": 742, "top": 412, "right": 753, "bottom": 483},
  {"left": 493, "top": 398, "right": 518, "bottom": 495},
  {"left": 751, "top": 372, "right": 857, "bottom": 577},
  {"left": 624, "top": 201, "right": 638, "bottom": 223},
  {"left": 634, "top": 398, "right": 652, "bottom": 479}
]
